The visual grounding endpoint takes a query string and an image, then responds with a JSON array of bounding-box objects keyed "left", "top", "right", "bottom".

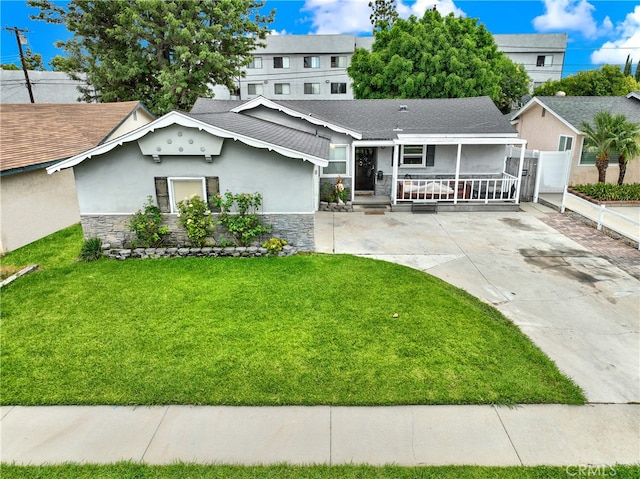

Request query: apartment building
[{"left": 212, "top": 33, "right": 567, "bottom": 100}]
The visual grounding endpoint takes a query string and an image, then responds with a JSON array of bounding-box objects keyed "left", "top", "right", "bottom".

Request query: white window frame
[
  {"left": 247, "top": 57, "right": 262, "bottom": 69},
  {"left": 274, "top": 83, "right": 290, "bottom": 95},
  {"left": 323, "top": 144, "right": 348, "bottom": 176},
  {"left": 331, "top": 56, "right": 346, "bottom": 68},
  {"left": 331, "top": 82, "right": 347, "bottom": 94},
  {"left": 304, "top": 56, "right": 320, "bottom": 68},
  {"left": 168, "top": 177, "right": 206, "bottom": 213},
  {"left": 273, "top": 56, "right": 290, "bottom": 69},
  {"left": 537, "top": 55, "right": 553, "bottom": 67},
  {"left": 558, "top": 135, "right": 573, "bottom": 152},
  {"left": 401, "top": 145, "right": 435, "bottom": 167},
  {"left": 247, "top": 83, "right": 263, "bottom": 95},
  {"left": 304, "top": 83, "right": 320, "bottom": 95}
]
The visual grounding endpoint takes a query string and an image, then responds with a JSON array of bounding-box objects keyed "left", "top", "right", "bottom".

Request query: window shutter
[
  {"left": 205, "top": 177, "right": 219, "bottom": 209},
  {"left": 155, "top": 177, "right": 170, "bottom": 213}
]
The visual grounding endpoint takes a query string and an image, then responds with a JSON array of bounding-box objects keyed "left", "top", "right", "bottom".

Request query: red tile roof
[{"left": 0, "top": 101, "right": 142, "bottom": 172}]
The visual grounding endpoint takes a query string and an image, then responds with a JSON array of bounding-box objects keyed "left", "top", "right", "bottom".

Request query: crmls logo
[{"left": 565, "top": 465, "right": 618, "bottom": 476}]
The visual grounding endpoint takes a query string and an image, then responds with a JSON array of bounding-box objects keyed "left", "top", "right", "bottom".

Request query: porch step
[{"left": 411, "top": 202, "right": 438, "bottom": 214}]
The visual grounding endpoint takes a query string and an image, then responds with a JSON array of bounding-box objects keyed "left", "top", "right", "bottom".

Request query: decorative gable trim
[
  {"left": 230, "top": 96, "right": 363, "bottom": 140},
  {"left": 47, "top": 111, "right": 328, "bottom": 174}
]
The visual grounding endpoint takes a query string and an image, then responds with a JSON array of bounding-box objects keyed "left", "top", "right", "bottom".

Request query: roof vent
[
  {"left": 555, "top": 91, "right": 566, "bottom": 97},
  {"left": 399, "top": 105, "right": 408, "bottom": 112}
]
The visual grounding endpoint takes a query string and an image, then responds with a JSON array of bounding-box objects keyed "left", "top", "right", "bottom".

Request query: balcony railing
[{"left": 396, "top": 173, "right": 519, "bottom": 204}]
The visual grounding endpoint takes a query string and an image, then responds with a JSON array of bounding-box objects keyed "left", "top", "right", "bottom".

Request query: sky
[{"left": 1, "top": 0, "right": 639, "bottom": 77}]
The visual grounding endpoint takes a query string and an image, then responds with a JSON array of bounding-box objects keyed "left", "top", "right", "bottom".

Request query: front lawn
[
  {"left": 2, "top": 464, "right": 639, "bottom": 479},
  {"left": 0, "top": 225, "right": 585, "bottom": 406}
]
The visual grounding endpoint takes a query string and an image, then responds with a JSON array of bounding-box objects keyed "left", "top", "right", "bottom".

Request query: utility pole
[{"left": 5, "top": 26, "right": 35, "bottom": 103}]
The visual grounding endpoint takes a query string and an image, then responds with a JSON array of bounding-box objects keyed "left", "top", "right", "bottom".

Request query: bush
[
  {"left": 128, "top": 196, "right": 169, "bottom": 247},
  {"left": 176, "top": 195, "right": 214, "bottom": 247},
  {"left": 320, "top": 178, "right": 351, "bottom": 203},
  {"left": 262, "top": 237, "right": 288, "bottom": 254},
  {"left": 79, "top": 237, "right": 103, "bottom": 262},
  {"left": 211, "top": 191, "right": 271, "bottom": 246},
  {"left": 570, "top": 183, "right": 640, "bottom": 201}
]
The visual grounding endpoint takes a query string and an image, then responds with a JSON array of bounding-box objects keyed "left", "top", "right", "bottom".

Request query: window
[
  {"left": 273, "top": 56, "right": 289, "bottom": 68},
  {"left": 331, "top": 82, "right": 347, "bottom": 94},
  {"left": 558, "top": 135, "right": 573, "bottom": 151},
  {"left": 247, "top": 83, "right": 263, "bottom": 95},
  {"left": 274, "top": 83, "right": 290, "bottom": 95},
  {"left": 155, "top": 177, "right": 219, "bottom": 213},
  {"left": 323, "top": 145, "right": 348, "bottom": 175},
  {"left": 304, "top": 83, "right": 320, "bottom": 94},
  {"left": 247, "top": 57, "right": 262, "bottom": 69},
  {"left": 401, "top": 145, "right": 435, "bottom": 167},
  {"left": 580, "top": 149, "right": 619, "bottom": 166},
  {"left": 304, "top": 56, "right": 320, "bottom": 68},
  {"left": 536, "top": 55, "right": 553, "bottom": 67},
  {"left": 331, "top": 56, "right": 346, "bottom": 68}
]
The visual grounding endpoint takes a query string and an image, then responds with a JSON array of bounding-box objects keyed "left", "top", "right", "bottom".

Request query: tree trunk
[
  {"left": 595, "top": 155, "right": 609, "bottom": 183},
  {"left": 617, "top": 154, "right": 627, "bottom": 186}
]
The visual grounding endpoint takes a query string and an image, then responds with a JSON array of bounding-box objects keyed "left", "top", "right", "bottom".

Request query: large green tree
[
  {"left": 534, "top": 65, "right": 640, "bottom": 97},
  {"left": 348, "top": 10, "right": 529, "bottom": 113},
  {"left": 369, "top": 0, "right": 398, "bottom": 31},
  {"left": 29, "top": 0, "right": 273, "bottom": 114}
]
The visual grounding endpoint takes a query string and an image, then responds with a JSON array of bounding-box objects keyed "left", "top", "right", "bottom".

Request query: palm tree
[
  {"left": 612, "top": 118, "right": 640, "bottom": 185},
  {"left": 580, "top": 111, "right": 623, "bottom": 183}
]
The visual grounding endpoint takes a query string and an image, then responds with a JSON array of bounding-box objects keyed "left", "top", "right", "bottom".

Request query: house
[
  {"left": 0, "top": 102, "right": 154, "bottom": 253},
  {"left": 47, "top": 96, "right": 527, "bottom": 251},
  {"left": 213, "top": 33, "right": 566, "bottom": 100},
  {"left": 510, "top": 93, "right": 640, "bottom": 186}
]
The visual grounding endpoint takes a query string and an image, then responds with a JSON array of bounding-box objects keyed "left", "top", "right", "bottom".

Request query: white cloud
[
  {"left": 302, "top": 0, "right": 465, "bottom": 35},
  {"left": 591, "top": 5, "right": 640, "bottom": 65},
  {"left": 533, "top": 0, "right": 598, "bottom": 38}
]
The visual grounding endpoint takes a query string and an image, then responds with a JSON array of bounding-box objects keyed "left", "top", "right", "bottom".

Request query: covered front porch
[{"left": 350, "top": 136, "right": 527, "bottom": 212}]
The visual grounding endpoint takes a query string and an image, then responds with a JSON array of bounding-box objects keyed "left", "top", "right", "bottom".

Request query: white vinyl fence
[{"left": 561, "top": 187, "right": 640, "bottom": 249}]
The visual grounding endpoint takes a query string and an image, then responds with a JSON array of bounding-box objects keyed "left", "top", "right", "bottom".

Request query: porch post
[
  {"left": 350, "top": 143, "right": 356, "bottom": 202},
  {"left": 514, "top": 142, "right": 526, "bottom": 204},
  {"left": 391, "top": 145, "right": 399, "bottom": 205},
  {"left": 454, "top": 143, "right": 462, "bottom": 204}
]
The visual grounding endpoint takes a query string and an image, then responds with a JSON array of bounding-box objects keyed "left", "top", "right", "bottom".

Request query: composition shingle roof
[
  {"left": 524, "top": 95, "right": 640, "bottom": 130},
  {"left": 191, "top": 96, "right": 517, "bottom": 140},
  {"left": 188, "top": 111, "right": 329, "bottom": 159},
  {"left": 0, "top": 101, "right": 143, "bottom": 172}
]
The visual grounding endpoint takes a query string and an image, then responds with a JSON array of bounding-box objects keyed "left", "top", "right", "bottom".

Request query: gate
[
  {"left": 536, "top": 151, "right": 572, "bottom": 195},
  {"left": 506, "top": 148, "right": 538, "bottom": 202}
]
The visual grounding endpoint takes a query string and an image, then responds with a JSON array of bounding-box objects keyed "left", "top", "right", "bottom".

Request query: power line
[{"left": 4, "top": 26, "right": 34, "bottom": 102}]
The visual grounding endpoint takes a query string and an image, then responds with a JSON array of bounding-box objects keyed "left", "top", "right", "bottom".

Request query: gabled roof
[
  {"left": 511, "top": 95, "right": 640, "bottom": 134},
  {"left": 0, "top": 101, "right": 150, "bottom": 174},
  {"left": 48, "top": 110, "right": 329, "bottom": 174},
  {"left": 192, "top": 96, "right": 517, "bottom": 140}
]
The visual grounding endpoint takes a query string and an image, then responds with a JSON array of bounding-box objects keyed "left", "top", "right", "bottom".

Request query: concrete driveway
[{"left": 315, "top": 203, "right": 640, "bottom": 404}]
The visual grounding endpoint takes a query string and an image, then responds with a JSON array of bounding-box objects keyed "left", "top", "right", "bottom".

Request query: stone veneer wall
[{"left": 81, "top": 213, "right": 315, "bottom": 251}]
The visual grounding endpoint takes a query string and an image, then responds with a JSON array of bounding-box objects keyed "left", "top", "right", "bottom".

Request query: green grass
[
  {"left": 1, "top": 464, "right": 638, "bottom": 479},
  {"left": 1, "top": 225, "right": 585, "bottom": 406}
]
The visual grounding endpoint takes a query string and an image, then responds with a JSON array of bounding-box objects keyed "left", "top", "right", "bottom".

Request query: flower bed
[{"left": 568, "top": 183, "right": 640, "bottom": 205}]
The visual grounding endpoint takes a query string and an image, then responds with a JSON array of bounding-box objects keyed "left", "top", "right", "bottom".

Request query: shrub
[
  {"left": 211, "top": 191, "right": 271, "bottom": 246},
  {"left": 262, "top": 237, "right": 288, "bottom": 254},
  {"left": 128, "top": 196, "right": 169, "bottom": 247},
  {"left": 570, "top": 183, "right": 640, "bottom": 201},
  {"left": 176, "top": 195, "right": 214, "bottom": 247},
  {"left": 320, "top": 178, "right": 351, "bottom": 203},
  {"left": 79, "top": 237, "right": 103, "bottom": 262}
]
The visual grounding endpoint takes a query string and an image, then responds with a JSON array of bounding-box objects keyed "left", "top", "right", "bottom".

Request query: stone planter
[{"left": 319, "top": 201, "right": 353, "bottom": 212}]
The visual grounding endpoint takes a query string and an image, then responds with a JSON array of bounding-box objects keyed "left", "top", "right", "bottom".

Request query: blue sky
[{"left": 1, "top": 0, "right": 639, "bottom": 77}]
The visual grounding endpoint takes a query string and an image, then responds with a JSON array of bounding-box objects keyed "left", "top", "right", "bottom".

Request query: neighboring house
[
  {"left": 510, "top": 93, "right": 640, "bottom": 186},
  {"left": 47, "top": 96, "right": 526, "bottom": 251},
  {"left": 0, "top": 102, "right": 154, "bottom": 253},
  {"left": 0, "top": 69, "right": 91, "bottom": 103},
  {"left": 213, "top": 33, "right": 566, "bottom": 100}
]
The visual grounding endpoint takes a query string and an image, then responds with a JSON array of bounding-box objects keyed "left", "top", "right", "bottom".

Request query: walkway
[{"left": 1, "top": 404, "right": 638, "bottom": 466}]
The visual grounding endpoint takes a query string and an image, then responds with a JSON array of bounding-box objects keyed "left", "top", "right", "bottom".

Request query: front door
[{"left": 355, "top": 147, "right": 376, "bottom": 191}]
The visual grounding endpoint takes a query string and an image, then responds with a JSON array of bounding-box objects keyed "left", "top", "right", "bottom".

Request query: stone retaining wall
[
  {"left": 103, "top": 245, "right": 297, "bottom": 260},
  {"left": 81, "top": 213, "right": 315, "bottom": 251}
]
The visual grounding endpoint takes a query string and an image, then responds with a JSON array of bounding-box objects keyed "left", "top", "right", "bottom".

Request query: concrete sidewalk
[{"left": 1, "top": 404, "right": 638, "bottom": 466}]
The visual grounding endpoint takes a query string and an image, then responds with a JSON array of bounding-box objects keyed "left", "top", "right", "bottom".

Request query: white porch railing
[
  {"left": 561, "top": 187, "right": 640, "bottom": 249},
  {"left": 396, "top": 173, "right": 519, "bottom": 204}
]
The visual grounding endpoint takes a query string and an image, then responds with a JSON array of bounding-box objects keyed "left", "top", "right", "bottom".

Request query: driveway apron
[{"left": 314, "top": 205, "right": 640, "bottom": 404}]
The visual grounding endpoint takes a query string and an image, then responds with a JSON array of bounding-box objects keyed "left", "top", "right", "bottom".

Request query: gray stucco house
[{"left": 48, "top": 96, "right": 527, "bottom": 251}]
